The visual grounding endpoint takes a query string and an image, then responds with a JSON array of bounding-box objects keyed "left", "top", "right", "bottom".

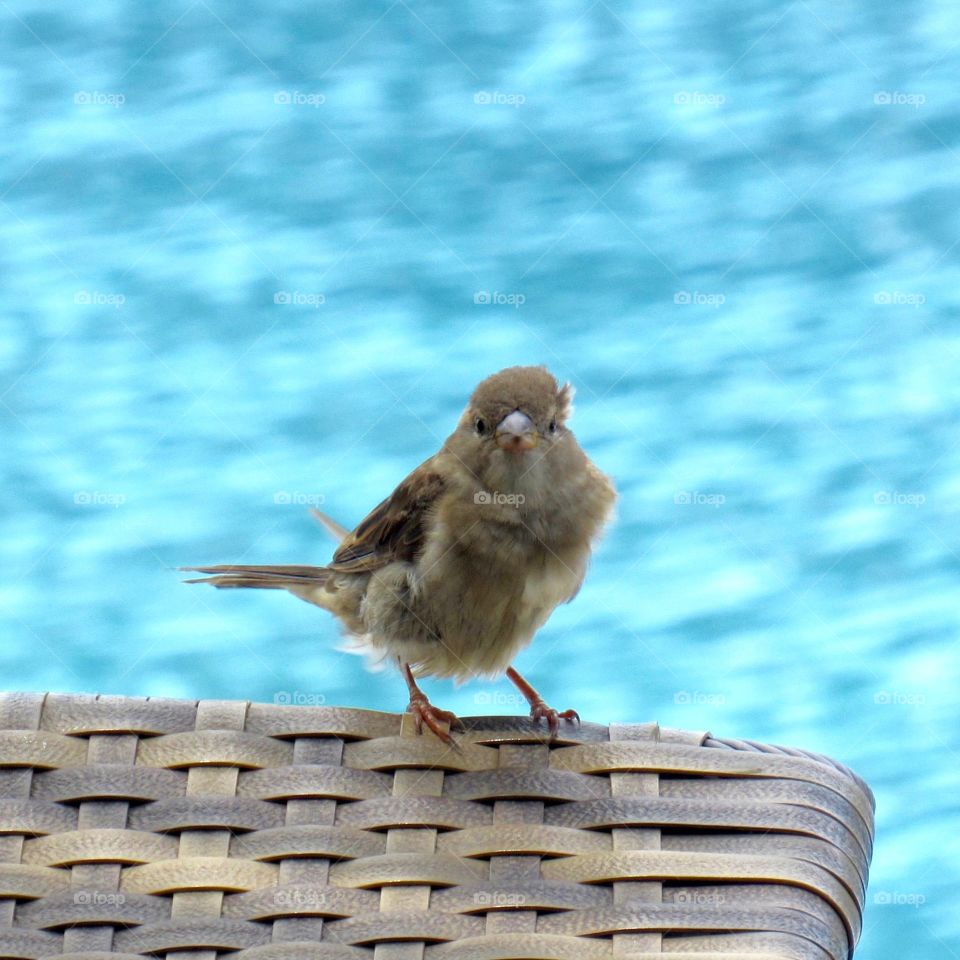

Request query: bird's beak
[{"left": 495, "top": 410, "right": 539, "bottom": 452}]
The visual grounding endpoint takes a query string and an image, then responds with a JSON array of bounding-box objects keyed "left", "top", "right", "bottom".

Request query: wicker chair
[{"left": 0, "top": 692, "right": 873, "bottom": 959}]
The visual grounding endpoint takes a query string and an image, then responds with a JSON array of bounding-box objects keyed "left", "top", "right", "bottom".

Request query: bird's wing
[{"left": 328, "top": 458, "right": 448, "bottom": 573}]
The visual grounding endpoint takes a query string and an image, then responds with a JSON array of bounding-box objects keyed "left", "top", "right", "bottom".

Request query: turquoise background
[{"left": 2, "top": 2, "right": 958, "bottom": 955}]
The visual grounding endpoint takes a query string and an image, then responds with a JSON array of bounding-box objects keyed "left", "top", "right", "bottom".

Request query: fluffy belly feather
[{"left": 380, "top": 550, "right": 583, "bottom": 679}]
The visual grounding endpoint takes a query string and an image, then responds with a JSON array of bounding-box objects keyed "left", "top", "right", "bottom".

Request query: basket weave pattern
[{"left": 0, "top": 693, "right": 873, "bottom": 959}]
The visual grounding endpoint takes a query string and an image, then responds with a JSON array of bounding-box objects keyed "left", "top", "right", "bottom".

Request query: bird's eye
[
  {"left": 475, "top": 418, "right": 486, "bottom": 435},
  {"left": 548, "top": 418, "right": 557, "bottom": 434}
]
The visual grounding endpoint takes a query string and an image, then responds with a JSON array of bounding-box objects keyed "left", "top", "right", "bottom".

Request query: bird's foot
[
  {"left": 529, "top": 700, "right": 580, "bottom": 739},
  {"left": 407, "top": 694, "right": 461, "bottom": 745}
]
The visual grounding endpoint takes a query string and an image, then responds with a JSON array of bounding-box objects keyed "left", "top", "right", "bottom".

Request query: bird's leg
[
  {"left": 400, "top": 661, "right": 461, "bottom": 744},
  {"left": 505, "top": 666, "right": 580, "bottom": 738}
]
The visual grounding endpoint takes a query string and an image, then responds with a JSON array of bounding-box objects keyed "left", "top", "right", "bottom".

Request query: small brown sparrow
[{"left": 184, "top": 365, "right": 616, "bottom": 742}]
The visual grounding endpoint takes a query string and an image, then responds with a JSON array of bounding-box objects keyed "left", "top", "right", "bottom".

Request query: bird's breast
[{"left": 414, "top": 514, "right": 587, "bottom": 676}]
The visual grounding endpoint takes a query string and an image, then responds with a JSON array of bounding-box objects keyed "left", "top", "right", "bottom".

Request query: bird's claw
[
  {"left": 407, "top": 695, "right": 461, "bottom": 745},
  {"left": 529, "top": 700, "right": 580, "bottom": 739}
]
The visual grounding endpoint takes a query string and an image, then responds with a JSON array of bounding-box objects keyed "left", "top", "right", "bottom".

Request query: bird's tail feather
[
  {"left": 181, "top": 564, "right": 330, "bottom": 590},
  {"left": 309, "top": 508, "right": 349, "bottom": 543}
]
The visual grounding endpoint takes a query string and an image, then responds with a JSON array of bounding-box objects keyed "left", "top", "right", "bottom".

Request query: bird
[{"left": 182, "top": 365, "right": 616, "bottom": 743}]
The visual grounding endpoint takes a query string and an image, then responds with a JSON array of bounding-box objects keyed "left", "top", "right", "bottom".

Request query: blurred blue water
[{"left": 2, "top": 2, "right": 958, "bottom": 955}]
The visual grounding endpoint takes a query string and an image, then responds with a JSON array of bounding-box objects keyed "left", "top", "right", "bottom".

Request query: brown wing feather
[{"left": 329, "top": 459, "right": 446, "bottom": 573}]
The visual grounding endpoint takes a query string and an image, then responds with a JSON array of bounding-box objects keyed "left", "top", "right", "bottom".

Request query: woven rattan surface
[{"left": 0, "top": 693, "right": 874, "bottom": 959}]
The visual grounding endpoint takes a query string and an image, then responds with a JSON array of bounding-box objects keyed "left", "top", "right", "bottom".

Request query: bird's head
[{"left": 447, "top": 365, "right": 579, "bottom": 495}]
